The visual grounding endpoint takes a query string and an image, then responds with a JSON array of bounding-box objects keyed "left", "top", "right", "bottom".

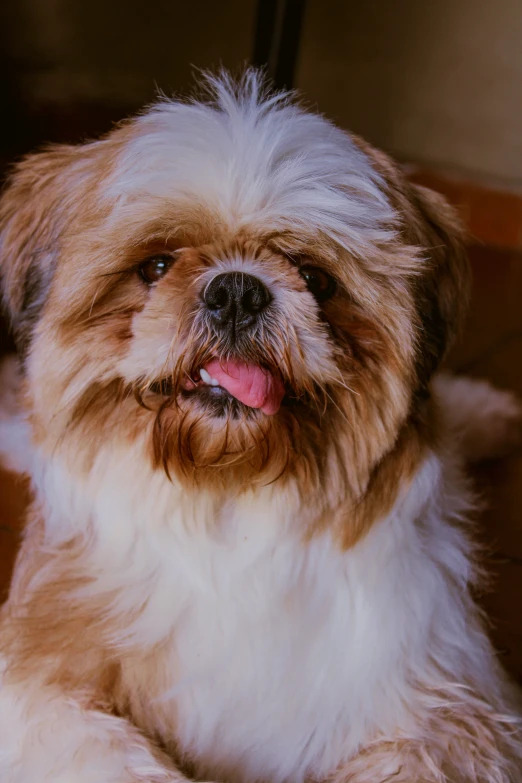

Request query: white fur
[
  {"left": 106, "top": 73, "right": 397, "bottom": 261},
  {"left": 1, "top": 372, "right": 519, "bottom": 782},
  {"left": 0, "top": 663, "right": 179, "bottom": 783}
]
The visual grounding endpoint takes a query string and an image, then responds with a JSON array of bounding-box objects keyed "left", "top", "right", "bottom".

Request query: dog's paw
[{"left": 433, "top": 373, "right": 522, "bottom": 462}]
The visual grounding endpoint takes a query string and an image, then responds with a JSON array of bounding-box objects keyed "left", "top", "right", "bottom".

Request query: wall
[
  {"left": 1, "top": 0, "right": 255, "bottom": 109},
  {"left": 2, "top": 0, "right": 522, "bottom": 190},
  {"left": 297, "top": 0, "right": 522, "bottom": 190}
]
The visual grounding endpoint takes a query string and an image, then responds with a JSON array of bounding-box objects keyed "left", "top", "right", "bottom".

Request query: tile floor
[{"left": 0, "top": 244, "right": 521, "bottom": 681}]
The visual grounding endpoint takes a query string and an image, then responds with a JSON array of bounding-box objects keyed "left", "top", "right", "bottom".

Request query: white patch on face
[
  {"left": 105, "top": 73, "right": 396, "bottom": 259},
  {"left": 98, "top": 75, "right": 400, "bottom": 394}
]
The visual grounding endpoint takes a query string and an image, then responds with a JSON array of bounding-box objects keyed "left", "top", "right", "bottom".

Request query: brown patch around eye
[
  {"left": 138, "top": 255, "right": 175, "bottom": 285},
  {"left": 299, "top": 265, "right": 337, "bottom": 302}
]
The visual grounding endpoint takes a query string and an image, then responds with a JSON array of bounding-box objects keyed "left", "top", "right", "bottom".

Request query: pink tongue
[{"left": 203, "top": 359, "right": 285, "bottom": 415}]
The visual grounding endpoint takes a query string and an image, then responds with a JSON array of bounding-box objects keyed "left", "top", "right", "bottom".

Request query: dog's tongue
[{"left": 203, "top": 359, "right": 285, "bottom": 415}]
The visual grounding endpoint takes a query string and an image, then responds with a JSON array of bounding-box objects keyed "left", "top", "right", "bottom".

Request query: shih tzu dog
[{"left": 0, "top": 71, "right": 521, "bottom": 782}]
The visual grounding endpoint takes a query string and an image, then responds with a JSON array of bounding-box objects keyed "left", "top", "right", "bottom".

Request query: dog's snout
[{"left": 203, "top": 272, "right": 271, "bottom": 333}]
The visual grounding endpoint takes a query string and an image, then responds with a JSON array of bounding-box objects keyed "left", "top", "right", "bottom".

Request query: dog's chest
[{"left": 136, "top": 504, "right": 412, "bottom": 783}]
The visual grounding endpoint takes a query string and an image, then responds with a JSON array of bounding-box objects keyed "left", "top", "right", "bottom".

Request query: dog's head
[{"left": 0, "top": 73, "right": 469, "bottom": 521}]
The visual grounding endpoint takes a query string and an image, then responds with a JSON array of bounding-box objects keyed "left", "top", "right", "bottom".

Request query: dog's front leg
[
  {"left": 0, "top": 661, "right": 186, "bottom": 783},
  {"left": 326, "top": 694, "right": 521, "bottom": 783}
]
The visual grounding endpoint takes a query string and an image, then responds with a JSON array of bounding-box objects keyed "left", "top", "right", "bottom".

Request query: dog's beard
[{"left": 131, "top": 310, "right": 329, "bottom": 487}]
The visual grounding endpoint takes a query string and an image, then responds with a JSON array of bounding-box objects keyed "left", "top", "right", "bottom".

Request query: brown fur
[
  {"left": 0, "top": 128, "right": 466, "bottom": 539},
  {"left": 2, "top": 87, "right": 502, "bottom": 783}
]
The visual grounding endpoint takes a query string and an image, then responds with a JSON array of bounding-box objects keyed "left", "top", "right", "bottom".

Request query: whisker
[
  {"left": 331, "top": 372, "right": 360, "bottom": 397},
  {"left": 88, "top": 285, "right": 104, "bottom": 319},
  {"left": 321, "top": 388, "right": 354, "bottom": 432}
]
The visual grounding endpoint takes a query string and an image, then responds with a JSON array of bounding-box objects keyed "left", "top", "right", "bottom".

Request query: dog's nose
[{"left": 203, "top": 272, "right": 271, "bottom": 332}]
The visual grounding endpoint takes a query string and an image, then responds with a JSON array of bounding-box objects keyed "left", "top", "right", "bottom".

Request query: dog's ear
[
  {"left": 0, "top": 145, "right": 83, "bottom": 354},
  {"left": 407, "top": 183, "right": 470, "bottom": 391},
  {"left": 354, "top": 138, "right": 470, "bottom": 391}
]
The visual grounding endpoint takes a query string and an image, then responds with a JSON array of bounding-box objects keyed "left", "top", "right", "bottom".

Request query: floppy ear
[
  {"left": 354, "top": 138, "right": 470, "bottom": 390},
  {"left": 0, "top": 145, "right": 81, "bottom": 354},
  {"left": 408, "top": 183, "right": 470, "bottom": 390}
]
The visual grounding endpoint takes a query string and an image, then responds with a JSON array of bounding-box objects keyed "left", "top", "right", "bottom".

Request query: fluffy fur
[{"left": 0, "top": 71, "right": 521, "bottom": 782}]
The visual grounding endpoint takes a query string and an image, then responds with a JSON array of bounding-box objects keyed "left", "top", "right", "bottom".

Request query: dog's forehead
[{"left": 104, "top": 100, "right": 396, "bottom": 255}]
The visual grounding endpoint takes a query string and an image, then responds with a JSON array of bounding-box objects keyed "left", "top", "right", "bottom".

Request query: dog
[{"left": 0, "top": 71, "right": 521, "bottom": 782}]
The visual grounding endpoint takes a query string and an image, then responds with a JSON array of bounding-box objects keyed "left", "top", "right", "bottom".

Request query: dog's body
[{"left": 0, "top": 73, "right": 521, "bottom": 782}]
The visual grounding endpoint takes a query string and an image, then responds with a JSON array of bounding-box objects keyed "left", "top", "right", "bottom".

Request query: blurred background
[
  {"left": 2, "top": 0, "right": 522, "bottom": 190},
  {"left": 0, "top": 0, "right": 521, "bottom": 680}
]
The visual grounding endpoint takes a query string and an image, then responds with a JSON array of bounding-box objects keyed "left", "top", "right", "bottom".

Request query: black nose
[{"left": 203, "top": 272, "right": 271, "bottom": 333}]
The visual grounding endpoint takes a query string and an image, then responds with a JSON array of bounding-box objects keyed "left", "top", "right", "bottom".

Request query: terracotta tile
[
  {"left": 0, "top": 468, "right": 26, "bottom": 602},
  {"left": 460, "top": 334, "right": 522, "bottom": 396},
  {"left": 0, "top": 468, "right": 30, "bottom": 532},
  {"left": 448, "top": 246, "right": 522, "bottom": 371},
  {"left": 468, "top": 190, "right": 522, "bottom": 252},
  {"left": 409, "top": 169, "right": 522, "bottom": 251},
  {"left": 0, "top": 527, "right": 19, "bottom": 603}
]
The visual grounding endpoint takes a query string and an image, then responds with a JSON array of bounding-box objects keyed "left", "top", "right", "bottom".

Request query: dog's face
[{"left": 0, "top": 74, "right": 469, "bottom": 525}]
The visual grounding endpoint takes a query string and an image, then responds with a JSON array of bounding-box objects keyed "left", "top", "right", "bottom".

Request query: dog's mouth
[{"left": 149, "top": 359, "right": 286, "bottom": 416}]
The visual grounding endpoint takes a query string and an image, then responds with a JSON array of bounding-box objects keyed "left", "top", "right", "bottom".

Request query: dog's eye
[
  {"left": 299, "top": 266, "right": 336, "bottom": 302},
  {"left": 138, "top": 255, "right": 174, "bottom": 285}
]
